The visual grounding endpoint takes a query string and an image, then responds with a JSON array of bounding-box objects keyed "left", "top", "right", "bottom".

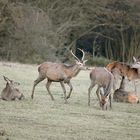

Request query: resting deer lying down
[
  {"left": 1, "top": 76, "right": 24, "bottom": 101},
  {"left": 113, "top": 76, "right": 139, "bottom": 103},
  {"left": 31, "top": 49, "right": 87, "bottom": 103},
  {"left": 88, "top": 67, "right": 114, "bottom": 110}
]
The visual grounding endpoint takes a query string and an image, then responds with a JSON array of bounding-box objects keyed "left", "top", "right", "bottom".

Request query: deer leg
[
  {"left": 31, "top": 77, "right": 45, "bottom": 99},
  {"left": 66, "top": 82, "right": 73, "bottom": 99},
  {"left": 109, "top": 94, "right": 112, "bottom": 109},
  {"left": 46, "top": 80, "right": 54, "bottom": 101},
  {"left": 60, "top": 81, "right": 68, "bottom": 103},
  {"left": 96, "top": 86, "right": 101, "bottom": 105},
  {"left": 88, "top": 82, "right": 95, "bottom": 106},
  {"left": 134, "top": 81, "right": 137, "bottom": 93}
]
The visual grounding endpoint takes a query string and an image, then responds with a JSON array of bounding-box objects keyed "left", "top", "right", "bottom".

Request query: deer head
[
  {"left": 70, "top": 48, "right": 88, "bottom": 70},
  {"left": 100, "top": 88, "right": 109, "bottom": 110},
  {"left": 2, "top": 76, "right": 24, "bottom": 100},
  {"left": 131, "top": 57, "right": 140, "bottom": 69},
  {"left": 3, "top": 76, "right": 20, "bottom": 89}
]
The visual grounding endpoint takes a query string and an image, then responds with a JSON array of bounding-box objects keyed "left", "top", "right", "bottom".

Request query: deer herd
[{"left": 0, "top": 49, "right": 139, "bottom": 110}]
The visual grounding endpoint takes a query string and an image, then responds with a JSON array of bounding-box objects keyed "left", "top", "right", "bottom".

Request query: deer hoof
[{"left": 66, "top": 96, "right": 70, "bottom": 99}]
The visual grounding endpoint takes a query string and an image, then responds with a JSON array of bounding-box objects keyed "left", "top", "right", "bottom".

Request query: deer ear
[
  {"left": 3, "top": 76, "right": 11, "bottom": 84},
  {"left": 133, "top": 56, "right": 137, "bottom": 62},
  {"left": 3, "top": 76, "right": 8, "bottom": 82}
]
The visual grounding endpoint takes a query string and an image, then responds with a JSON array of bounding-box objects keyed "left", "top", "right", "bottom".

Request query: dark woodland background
[{"left": 0, "top": 0, "right": 140, "bottom": 65}]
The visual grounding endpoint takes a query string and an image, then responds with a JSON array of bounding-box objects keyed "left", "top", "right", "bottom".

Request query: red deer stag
[
  {"left": 31, "top": 49, "right": 87, "bottom": 103},
  {"left": 88, "top": 67, "right": 114, "bottom": 110},
  {"left": 113, "top": 76, "right": 139, "bottom": 103},
  {"left": 1, "top": 76, "right": 24, "bottom": 101}
]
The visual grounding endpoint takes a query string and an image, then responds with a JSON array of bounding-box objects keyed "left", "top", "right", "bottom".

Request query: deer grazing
[
  {"left": 1, "top": 76, "right": 24, "bottom": 101},
  {"left": 113, "top": 76, "right": 139, "bottom": 103},
  {"left": 88, "top": 67, "right": 114, "bottom": 110},
  {"left": 31, "top": 49, "right": 87, "bottom": 103}
]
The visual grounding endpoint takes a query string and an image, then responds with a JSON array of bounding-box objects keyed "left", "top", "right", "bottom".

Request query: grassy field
[{"left": 0, "top": 62, "right": 140, "bottom": 140}]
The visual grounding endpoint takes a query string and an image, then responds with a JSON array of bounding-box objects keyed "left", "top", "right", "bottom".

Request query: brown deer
[
  {"left": 106, "top": 60, "right": 139, "bottom": 81},
  {"left": 1, "top": 76, "right": 24, "bottom": 101},
  {"left": 88, "top": 67, "right": 114, "bottom": 110},
  {"left": 106, "top": 58, "right": 139, "bottom": 91},
  {"left": 31, "top": 49, "right": 87, "bottom": 103},
  {"left": 113, "top": 76, "right": 139, "bottom": 103}
]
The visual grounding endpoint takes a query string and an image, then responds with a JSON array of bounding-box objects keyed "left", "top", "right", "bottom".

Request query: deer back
[
  {"left": 39, "top": 61, "right": 85, "bottom": 82},
  {"left": 38, "top": 62, "right": 65, "bottom": 81}
]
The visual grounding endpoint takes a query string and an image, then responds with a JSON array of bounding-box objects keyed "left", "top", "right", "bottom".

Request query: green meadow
[{"left": 0, "top": 62, "right": 140, "bottom": 140}]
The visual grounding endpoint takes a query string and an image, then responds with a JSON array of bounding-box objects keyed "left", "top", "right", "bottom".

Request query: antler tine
[
  {"left": 77, "top": 48, "right": 85, "bottom": 61},
  {"left": 70, "top": 50, "right": 80, "bottom": 61}
]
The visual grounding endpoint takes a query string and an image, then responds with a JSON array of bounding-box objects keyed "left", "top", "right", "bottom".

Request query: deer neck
[
  {"left": 7, "top": 83, "right": 15, "bottom": 91},
  {"left": 67, "top": 64, "right": 81, "bottom": 78},
  {"left": 3, "top": 84, "right": 12, "bottom": 94}
]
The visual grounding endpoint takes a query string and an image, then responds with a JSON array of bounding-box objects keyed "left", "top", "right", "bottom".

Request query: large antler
[
  {"left": 70, "top": 50, "right": 80, "bottom": 62},
  {"left": 77, "top": 48, "right": 85, "bottom": 61},
  {"left": 70, "top": 48, "right": 87, "bottom": 63}
]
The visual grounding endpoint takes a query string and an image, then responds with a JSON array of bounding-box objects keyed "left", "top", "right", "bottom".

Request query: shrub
[{"left": 86, "top": 57, "right": 112, "bottom": 67}]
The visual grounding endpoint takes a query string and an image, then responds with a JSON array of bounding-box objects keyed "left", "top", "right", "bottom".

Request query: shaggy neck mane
[{"left": 64, "top": 64, "right": 81, "bottom": 78}]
